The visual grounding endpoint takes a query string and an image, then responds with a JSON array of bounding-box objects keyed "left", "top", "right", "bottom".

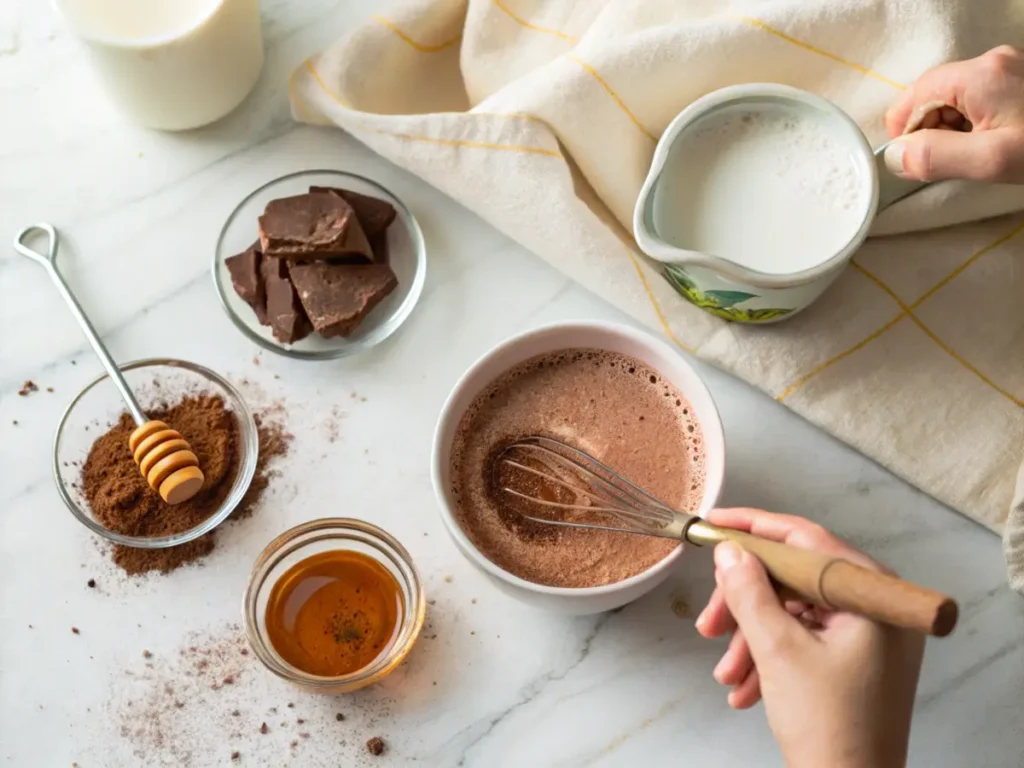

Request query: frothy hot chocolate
[{"left": 449, "top": 348, "right": 705, "bottom": 588}]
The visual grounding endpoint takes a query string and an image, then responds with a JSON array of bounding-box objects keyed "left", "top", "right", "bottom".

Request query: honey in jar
[{"left": 265, "top": 549, "right": 403, "bottom": 677}]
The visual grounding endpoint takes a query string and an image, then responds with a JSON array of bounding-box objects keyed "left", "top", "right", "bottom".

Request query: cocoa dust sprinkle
[{"left": 80, "top": 394, "right": 290, "bottom": 575}]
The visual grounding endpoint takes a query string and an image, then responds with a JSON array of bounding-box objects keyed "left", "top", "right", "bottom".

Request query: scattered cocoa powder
[{"left": 80, "top": 394, "right": 290, "bottom": 575}]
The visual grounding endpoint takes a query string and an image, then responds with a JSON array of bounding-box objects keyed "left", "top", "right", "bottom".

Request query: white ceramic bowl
[{"left": 431, "top": 321, "right": 725, "bottom": 615}]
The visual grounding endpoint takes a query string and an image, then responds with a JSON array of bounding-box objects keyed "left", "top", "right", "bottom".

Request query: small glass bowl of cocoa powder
[
  {"left": 243, "top": 519, "right": 426, "bottom": 694},
  {"left": 54, "top": 359, "right": 259, "bottom": 548}
]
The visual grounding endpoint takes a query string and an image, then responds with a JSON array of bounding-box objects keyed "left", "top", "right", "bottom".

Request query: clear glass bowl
[
  {"left": 243, "top": 518, "right": 426, "bottom": 694},
  {"left": 212, "top": 170, "right": 427, "bottom": 360},
  {"left": 54, "top": 358, "right": 259, "bottom": 548}
]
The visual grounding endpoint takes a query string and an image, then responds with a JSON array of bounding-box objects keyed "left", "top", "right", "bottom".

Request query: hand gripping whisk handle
[
  {"left": 686, "top": 520, "right": 959, "bottom": 637},
  {"left": 14, "top": 223, "right": 205, "bottom": 505}
]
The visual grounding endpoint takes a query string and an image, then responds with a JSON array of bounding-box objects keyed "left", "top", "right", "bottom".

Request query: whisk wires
[{"left": 495, "top": 436, "right": 680, "bottom": 538}]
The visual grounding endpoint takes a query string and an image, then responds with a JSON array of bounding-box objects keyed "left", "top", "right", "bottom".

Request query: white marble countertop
[{"left": 2, "top": 2, "right": 1023, "bottom": 766}]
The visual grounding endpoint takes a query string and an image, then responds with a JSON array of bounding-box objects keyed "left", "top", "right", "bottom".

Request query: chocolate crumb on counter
[
  {"left": 46, "top": 387, "right": 54, "bottom": 393},
  {"left": 259, "top": 722, "right": 268, "bottom": 734},
  {"left": 87, "top": 579, "right": 96, "bottom": 588},
  {"left": 71, "top": 627, "right": 80, "bottom": 635},
  {"left": 142, "top": 650, "right": 152, "bottom": 659},
  {"left": 335, "top": 713, "right": 345, "bottom": 722},
  {"left": 18, "top": 380, "right": 38, "bottom": 396},
  {"left": 366, "top": 736, "right": 386, "bottom": 756},
  {"left": 231, "top": 709, "right": 240, "bottom": 717},
  {"left": 231, "top": 751, "right": 240, "bottom": 761}
]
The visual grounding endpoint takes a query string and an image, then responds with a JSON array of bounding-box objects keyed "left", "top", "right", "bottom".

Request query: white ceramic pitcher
[{"left": 633, "top": 84, "right": 929, "bottom": 324}]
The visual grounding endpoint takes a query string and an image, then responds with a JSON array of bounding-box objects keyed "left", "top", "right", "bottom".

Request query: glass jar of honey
[{"left": 243, "top": 518, "right": 425, "bottom": 693}]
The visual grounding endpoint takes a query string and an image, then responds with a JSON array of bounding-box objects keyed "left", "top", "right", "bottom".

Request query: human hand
[
  {"left": 884, "top": 45, "right": 1024, "bottom": 183},
  {"left": 695, "top": 508, "right": 925, "bottom": 768}
]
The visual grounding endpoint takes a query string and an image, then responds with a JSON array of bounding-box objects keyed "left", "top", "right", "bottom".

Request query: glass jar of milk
[{"left": 56, "top": 0, "right": 264, "bottom": 130}]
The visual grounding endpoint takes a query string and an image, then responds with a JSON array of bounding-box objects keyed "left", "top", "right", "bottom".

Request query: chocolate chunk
[
  {"left": 289, "top": 263, "right": 398, "bottom": 338},
  {"left": 225, "top": 241, "right": 267, "bottom": 323},
  {"left": 309, "top": 187, "right": 397, "bottom": 239},
  {"left": 369, "top": 230, "right": 389, "bottom": 265},
  {"left": 328, "top": 216, "right": 374, "bottom": 263},
  {"left": 258, "top": 192, "right": 354, "bottom": 259},
  {"left": 261, "top": 255, "right": 312, "bottom": 344},
  {"left": 365, "top": 737, "right": 385, "bottom": 756}
]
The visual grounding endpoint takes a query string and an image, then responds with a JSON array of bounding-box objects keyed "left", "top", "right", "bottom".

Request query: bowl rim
[
  {"left": 53, "top": 357, "right": 260, "bottom": 548},
  {"left": 242, "top": 517, "right": 426, "bottom": 692},
  {"left": 430, "top": 319, "right": 726, "bottom": 599},
  {"left": 211, "top": 169, "right": 427, "bottom": 361}
]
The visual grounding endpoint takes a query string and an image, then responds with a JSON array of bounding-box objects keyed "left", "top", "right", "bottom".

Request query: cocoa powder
[{"left": 81, "top": 394, "right": 290, "bottom": 575}]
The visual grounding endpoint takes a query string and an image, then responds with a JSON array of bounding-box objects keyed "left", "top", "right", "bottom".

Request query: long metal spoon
[{"left": 14, "top": 223, "right": 205, "bottom": 504}]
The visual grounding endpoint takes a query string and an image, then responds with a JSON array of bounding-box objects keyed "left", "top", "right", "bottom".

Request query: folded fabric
[{"left": 290, "top": 0, "right": 1024, "bottom": 588}]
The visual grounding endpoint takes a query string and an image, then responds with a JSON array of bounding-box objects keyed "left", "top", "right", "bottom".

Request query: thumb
[
  {"left": 714, "top": 542, "right": 801, "bottom": 658},
  {"left": 884, "top": 128, "right": 1021, "bottom": 182}
]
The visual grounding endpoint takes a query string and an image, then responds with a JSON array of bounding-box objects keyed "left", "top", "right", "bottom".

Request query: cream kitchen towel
[{"left": 289, "top": 0, "right": 1024, "bottom": 577}]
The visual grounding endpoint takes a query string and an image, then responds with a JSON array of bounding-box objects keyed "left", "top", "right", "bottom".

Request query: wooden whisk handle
[
  {"left": 687, "top": 522, "right": 958, "bottom": 637},
  {"left": 129, "top": 421, "right": 205, "bottom": 505}
]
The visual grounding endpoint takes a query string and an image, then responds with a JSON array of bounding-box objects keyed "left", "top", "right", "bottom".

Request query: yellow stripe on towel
[
  {"left": 371, "top": 15, "right": 463, "bottom": 53},
  {"left": 492, "top": 0, "right": 580, "bottom": 44},
  {"left": 729, "top": 14, "right": 906, "bottom": 91},
  {"left": 566, "top": 55, "right": 657, "bottom": 142}
]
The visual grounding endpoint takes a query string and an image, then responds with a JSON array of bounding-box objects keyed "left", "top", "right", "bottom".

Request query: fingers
[
  {"left": 884, "top": 127, "right": 1024, "bottom": 182},
  {"left": 709, "top": 508, "right": 883, "bottom": 572},
  {"left": 885, "top": 59, "right": 971, "bottom": 137},
  {"left": 714, "top": 541, "right": 802, "bottom": 658},
  {"left": 713, "top": 629, "right": 754, "bottom": 686},
  {"left": 727, "top": 668, "right": 762, "bottom": 710},
  {"left": 695, "top": 586, "right": 735, "bottom": 638}
]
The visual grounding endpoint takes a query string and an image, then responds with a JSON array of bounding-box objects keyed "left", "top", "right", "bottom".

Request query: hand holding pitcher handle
[{"left": 884, "top": 45, "right": 1024, "bottom": 184}]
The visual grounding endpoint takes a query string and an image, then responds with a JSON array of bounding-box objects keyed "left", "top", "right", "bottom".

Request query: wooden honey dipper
[{"left": 15, "top": 223, "right": 205, "bottom": 505}]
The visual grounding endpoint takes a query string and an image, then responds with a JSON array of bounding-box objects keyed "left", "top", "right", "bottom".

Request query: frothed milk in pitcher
[{"left": 651, "top": 104, "right": 871, "bottom": 276}]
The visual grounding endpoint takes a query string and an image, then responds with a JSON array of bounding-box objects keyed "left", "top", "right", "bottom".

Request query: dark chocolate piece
[
  {"left": 225, "top": 241, "right": 267, "bottom": 323},
  {"left": 309, "top": 186, "right": 397, "bottom": 239},
  {"left": 289, "top": 262, "right": 398, "bottom": 338},
  {"left": 258, "top": 192, "right": 354, "bottom": 259},
  {"left": 330, "top": 216, "right": 374, "bottom": 263},
  {"left": 261, "top": 255, "right": 312, "bottom": 344},
  {"left": 369, "top": 230, "right": 389, "bottom": 265}
]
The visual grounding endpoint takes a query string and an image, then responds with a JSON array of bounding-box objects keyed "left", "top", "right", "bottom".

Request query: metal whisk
[{"left": 497, "top": 436, "right": 958, "bottom": 637}]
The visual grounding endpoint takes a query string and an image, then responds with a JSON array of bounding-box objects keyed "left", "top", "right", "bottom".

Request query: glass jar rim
[{"left": 52, "top": 357, "right": 259, "bottom": 548}]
